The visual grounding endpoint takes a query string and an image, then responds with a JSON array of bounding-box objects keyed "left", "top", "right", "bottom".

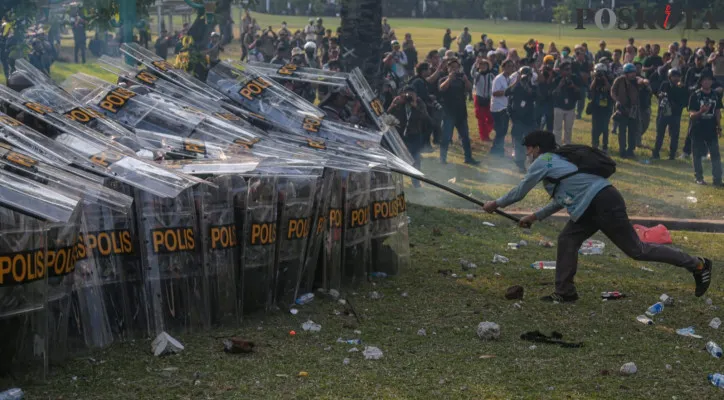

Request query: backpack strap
[{"left": 544, "top": 171, "right": 579, "bottom": 199}]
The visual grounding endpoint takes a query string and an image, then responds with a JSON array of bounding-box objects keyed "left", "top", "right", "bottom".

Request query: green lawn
[{"left": 12, "top": 203, "right": 724, "bottom": 399}]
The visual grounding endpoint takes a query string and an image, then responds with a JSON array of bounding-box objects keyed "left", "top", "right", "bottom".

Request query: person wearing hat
[
  {"left": 536, "top": 56, "right": 556, "bottom": 131},
  {"left": 205, "top": 31, "right": 224, "bottom": 66},
  {"left": 304, "top": 18, "right": 316, "bottom": 43},
  {"left": 304, "top": 41, "right": 320, "bottom": 69},
  {"left": 611, "top": 63, "right": 646, "bottom": 157},
  {"left": 442, "top": 28, "right": 456, "bottom": 50},
  {"left": 688, "top": 71, "right": 723, "bottom": 185},
  {"left": 438, "top": 56, "right": 479, "bottom": 165},
  {"left": 653, "top": 68, "right": 689, "bottom": 160},
  {"left": 595, "top": 41, "right": 612, "bottom": 64},
  {"left": 551, "top": 61, "right": 581, "bottom": 145},
  {"left": 471, "top": 57, "right": 495, "bottom": 141},
  {"left": 707, "top": 39, "right": 724, "bottom": 87},
  {"left": 384, "top": 40, "right": 408, "bottom": 80},
  {"left": 387, "top": 85, "right": 431, "bottom": 188},
  {"left": 457, "top": 27, "right": 472, "bottom": 54},
  {"left": 461, "top": 44, "right": 476, "bottom": 81}
]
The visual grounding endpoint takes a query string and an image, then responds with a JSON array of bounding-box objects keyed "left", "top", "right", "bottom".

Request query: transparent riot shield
[
  {"left": 298, "top": 168, "right": 333, "bottom": 296},
  {"left": 195, "top": 175, "right": 239, "bottom": 327},
  {"left": 324, "top": 169, "right": 345, "bottom": 293},
  {"left": 369, "top": 168, "right": 403, "bottom": 277},
  {"left": 231, "top": 176, "right": 248, "bottom": 321},
  {"left": 0, "top": 104, "right": 205, "bottom": 199},
  {"left": 239, "top": 175, "right": 278, "bottom": 314},
  {"left": 46, "top": 207, "right": 84, "bottom": 366},
  {"left": 135, "top": 188, "right": 207, "bottom": 335},
  {"left": 393, "top": 172, "right": 411, "bottom": 272},
  {"left": 246, "top": 61, "right": 350, "bottom": 88},
  {"left": 0, "top": 210, "right": 48, "bottom": 380},
  {"left": 342, "top": 170, "right": 371, "bottom": 288},
  {"left": 268, "top": 167, "right": 320, "bottom": 308}
]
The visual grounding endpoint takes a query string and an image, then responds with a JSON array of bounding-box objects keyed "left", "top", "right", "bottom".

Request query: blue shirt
[{"left": 496, "top": 153, "right": 612, "bottom": 222}]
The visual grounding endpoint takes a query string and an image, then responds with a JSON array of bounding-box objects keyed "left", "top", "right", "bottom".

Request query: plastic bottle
[
  {"left": 710, "top": 317, "right": 721, "bottom": 329},
  {"left": 709, "top": 373, "right": 724, "bottom": 388},
  {"left": 636, "top": 315, "right": 654, "bottom": 325},
  {"left": 0, "top": 388, "right": 23, "bottom": 400},
  {"left": 531, "top": 261, "right": 556, "bottom": 270},
  {"left": 579, "top": 240, "right": 605, "bottom": 255},
  {"left": 295, "top": 293, "right": 315, "bottom": 305},
  {"left": 601, "top": 291, "right": 625, "bottom": 300},
  {"left": 370, "top": 272, "right": 388, "bottom": 278},
  {"left": 707, "top": 341, "right": 723, "bottom": 358},
  {"left": 645, "top": 302, "right": 664, "bottom": 317}
]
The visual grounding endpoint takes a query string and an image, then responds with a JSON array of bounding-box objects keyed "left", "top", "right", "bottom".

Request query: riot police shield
[{"left": 342, "top": 170, "right": 371, "bottom": 288}]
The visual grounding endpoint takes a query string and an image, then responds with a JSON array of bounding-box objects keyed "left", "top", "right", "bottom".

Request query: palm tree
[{"left": 339, "top": 0, "right": 383, "bottom": 91}]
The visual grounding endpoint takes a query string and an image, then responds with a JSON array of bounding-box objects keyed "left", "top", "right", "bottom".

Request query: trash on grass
[
  {"left": 531, "top": 261, "right": 556, "bottom": 270},
  {"left": 290, "top": 308, "right": 299, "bottom": 315},
  {"left": 302, "top": 320, "right": 321, "bottom": 332},
  {"left": 417, "top": 328, "right": 427, "bottom": 336},
  {"left": 151, "top": 332, "right": 184, "bottom": 357},
  {"left": 298, "top": 371, "right": 309, "bottom": 377},
  {"left": 505, "top": 285, "right": 524, "bottom": 300},
  {"left": 639, "top": 266, "right": 655, "bottom": 272},
  {"left": 518, "top": 240, "right": 528, "bottom": 247},
  {"left": 637, "top": 315, "right": 654, "bottom": 325},
  {"left": 223, "top": 338, "right": 255, "bottom": 354},
  {"left": 620, "top": 362, "right": 638, "bottom": 375},
  {"left": 520, "top": 331, "right": 583, "bottom": 348},
  {"left": 368, "top": 291, "right": 383, "bottom": 300},
  {"left": 513, "top": 302, "right": 522, "bottom": 309},
  {"left": 476, "top": 321, "right": 500, "bottom": 340},
  {"left": 479, "top": 354, "right": 496, "bottom": 359},
  {"left": 483, "top": 222, "right": 496, "bottom": 227},
  {"left": 295, "top": 293, "right": 315, "bottom": 305},
  {"left": 634, "top": 224, "right": 673, "bottom": 244},
  {"left": 289, "top": 330, "right": 297, "bottom": 336},
  {"left": 343, "top": 358, "right": 350, "bottom": 365},
  {"left": 0, "top": 389, "right": 23, "bottom": 399},
  {"left": 401, "top": 292, "right": 408, "bottom": 297},
  {"left": 645, "top": 302, "right": 664, "bottom": 317},
  {"left": 538, "top": 240, "right": 555, "bottom": 248},
  {"left": 492, "top": 254, "right": 509, "bottom": 264},
  {"left": 370, "top": 272, "right": 388, "bottom": 278},
  {"left": 579, "top": 240, "right": 605, "bottom": 255},
  {"left": 601, "top": 291, "right": 625, "bottom": 300},
  {"left": 507, "top": 243, "right": 520, "bottom": 250},
  {"left": 676, "top": 327, "right": 703, "bottom": 338},
  {"left": 363, "top": 346, "right": 384, "bottom": 360},
  {"left": 706, "top": 341, "right": 723, "bottom": 358},
  {"left": 448, "top": 177, "right": 457, "bottom": 184},
  {"left": 707, "top": 298, "right": 714, "bottom": 306},
  {"left": 660, "top": 294, "right": 674, "bottom": 305},
  {"left": 337, "top": 338, "right": 362, "bottom": 345},
  {"left": 328, "top": 289, "right": 340, "bottom": 299},
  {"left": 709, "top": 373, "right": 724, "bottom": 388},
  {"left": 460, "top": 259, "right": 477, "bottom": 270},
  {"left": 686, "top": 196, "right": 698, "bottom": 203},
  {"left": 710, "top": 318, "right": 721, "bottom": 329}
]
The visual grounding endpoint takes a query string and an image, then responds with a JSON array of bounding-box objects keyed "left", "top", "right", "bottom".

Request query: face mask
[
  {"left": 282, "top": 24, "right": 287, "bottom": 29},
  {"left": 562, "top": 51, "right": 569, "bottom": 57}
]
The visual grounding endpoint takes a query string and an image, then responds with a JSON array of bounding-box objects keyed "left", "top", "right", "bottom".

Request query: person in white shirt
[
  {"left": 510, "top": 58, "right": 538, "bottom": 85},
  {"left": 384, "top": 40, "right": 408, "bottom": 80},
  {"left": 490, "top": 59, "right": 514, "bottom": 155},
  {"left": 304, "top": 19, "right": 316, "bottom": 43}
]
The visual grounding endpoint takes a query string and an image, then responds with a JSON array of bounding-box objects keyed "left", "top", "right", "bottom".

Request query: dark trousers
[
  {"left": 683, "top": 120, "right": 693, "bottom": 155},
  {"left": 555, "top": 186, "right": 699, "bottom": 296},
  {"left": 654, "top": 114, "right": 681, "bottom": 159},
  {"left": 692, "top": 128, "right": 722, "bottom": 184},
  {"left": 440, "top": 113, "right": 473, "bottom": 163},
  {"left": 576, "top": 86, "right": 587, "bottom": 118},
  {"left": 510, "top": 120, "right": 534, "bottom": 168},
  {"left": 427, "top": 108, "right": 443, "bottom": 145},
  {"left": 638, "top": 108, "right": 651, "bottom": 144},
  {"left": 591, "top": 111, "right": 610, "bottom": 150},
  {"left": 490, "top": 110, "right": 510, "bottom": 155},
  {"left": 618, "top": 117, "right": 638, "bottom": 157},
  {"left": 536, "top": 103, "right": 554, "bottom": 131},
  {"left": 74, "top": 42, "right": 86, "bottom": 64}
]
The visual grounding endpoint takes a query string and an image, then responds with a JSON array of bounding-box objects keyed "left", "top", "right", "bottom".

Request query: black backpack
[{"left": 544, "top": 145, "right": 616, "bottom": 197}]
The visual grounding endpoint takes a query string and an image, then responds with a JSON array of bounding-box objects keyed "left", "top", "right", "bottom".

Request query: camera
[
  {"left": 432, "top": 100, "right": 444, "bottom": 111},
  {"left": 405, "top": 93, "right": 413, "bottom": 100},
  {"left": 456, "top": 72, "right": 464, "bottom": 78}
]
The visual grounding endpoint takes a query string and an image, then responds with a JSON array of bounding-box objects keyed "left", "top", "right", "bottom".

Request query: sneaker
[
  {"left": 693, "top": 258, "right": 712, "bottom": 297},
  {"left": 679, "top": 153, "right": 690, "bottom": 160},
  {"left": 714, "top": 182, "right": 724, "bottom": 188},
  {"left": 464, "top": 158, "right": 481, "bottom": 166},
  {"left": 696, "top": 179, "right": 707, "bottom": 185},
  {"left": 540, "top": 292, "right": 579, "bottom": 303}
]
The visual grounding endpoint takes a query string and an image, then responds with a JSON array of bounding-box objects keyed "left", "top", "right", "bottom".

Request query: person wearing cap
[
  {"left": 438, "top": 56, "right": 479, "bottom": 165},
  {"left": 688, "top": 71, "right": 723, "bottom": 186},
  {"left": 654, "top": 68, "right": 689, "bottom": 160},
  {"left": 490, "top": 59, "right": 515, "bottom": 155},
  {"left": 588, "top": 63, "right": 613, "bottom": 151},
  {"left": 551, "top": 61, "right": 581, "bottom": 145},
  {"left": 304, "top": 41, "right": 320, "bottom": 69},
  {"left": 304, "top": 19, "right": 316, "bottom": 43},
  {"left": 320, "top": 87, "right": 354, "bottom": 122},
  {"left": 505, "top": 65, "right": 538, "bottom": 173},
  {"left": 457, "top": 27, "right": 472, "bottom": 54},
  {"left": 681, "top": 54, "right": 711, "bottom": 159},
  {"left": 536, "top": 56, "right": 556, "bottom": 132},
  {"left": 611, "top": 63, "right": 645, "bottom": 157},
  {"left": 442, "top": 28, "right": 456, "bottom": 50},
  {"left": 205, "top": 32, "right": 224, "bottom": 66},
  {"left": 388, "top": 86, "right": 431, "bottom": 188},
  {"left": 472, "top": 56, "right": 494, "bottom": 142},
  {"left": 595, "top": 41, "right": 612, "bottom": 64},
  {"left": 461, "top": 44, "right": 476, "bottom": 81},
  {"left": 410, "top": 61, "right": 443, "bottom": 149},
  {"left": 510, "top": 58, "right": 538, "bottom": 85},
  {"left": 382, "top": 17, "right": 391, "bottom": 36},
  {"left": 384, "top": 40, "right": 408, "bottom": 81},
  {"left": 572, "top": 50, "right": 591, "bottom": 119}
]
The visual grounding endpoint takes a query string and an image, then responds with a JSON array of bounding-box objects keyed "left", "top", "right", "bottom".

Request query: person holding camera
[
  {"left": 410, "top": 62, "right": 444, "bottom": 150},
  {"left": 505, "top": 66, "right": 537, "bottom": 173},
  {"left": 438, "top": 57, "right": 479, "bottom": 165},
  {"left": 588, "top": 63, "right": 613, "bottom": 152},
  {"left": 653, "top": 69, "right": 689, "bottom": 160},
  {"left": 388, "top": 86, "right": 432, "bottom": 188},
  {"left": 384, "top": 40, "right": 409, "bottom": 82},
  {"left": 611, "top": 63, "right": 645, "bottom": 158},
  {"left": 688, "top": 72, "right": 723, "bottom": 186},
  {"left": 472, "top": 56, "right": 494, "bottom": 142},
  {"left": 490, "top": 59, "right": 515, "bottom": 156},
  {"left": 536, "top": 57, "right": 556, "bottom": 131},
  {"left": 551, "top": 61, "right": 581, "bottom": 145},
  {"left": 708, "top": 39, "right": 724, "bottom": 87}
]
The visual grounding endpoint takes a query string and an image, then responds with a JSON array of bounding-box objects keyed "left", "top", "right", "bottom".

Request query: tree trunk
[{"left": 340, "top": 0, "right": 383, "bottom": 92}]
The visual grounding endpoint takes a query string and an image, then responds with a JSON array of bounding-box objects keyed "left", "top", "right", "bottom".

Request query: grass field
[
  {"left": 2, "top": 16, "right": 724, "bottom": 398},
  {"left": 14, "top": 203, "right": 724, "bottom": 399}
]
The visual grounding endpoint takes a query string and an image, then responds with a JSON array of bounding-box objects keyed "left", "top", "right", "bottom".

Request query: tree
[
  {"left": 483, "top": 0, "right": 506, "bottom": 20},
  {"left": 552, "top": 4, "right": 570, "bottom": 24},
  {"left": 340, "top": 0, "right": 383, "bottom": 91}
]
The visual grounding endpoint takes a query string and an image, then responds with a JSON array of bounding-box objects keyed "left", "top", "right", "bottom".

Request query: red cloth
[
  {"left": 633, "top": 224, "right": 673, "bottom": 244},
  {"left": 473, "top": 96, "right": 493, "bottom": 141}
]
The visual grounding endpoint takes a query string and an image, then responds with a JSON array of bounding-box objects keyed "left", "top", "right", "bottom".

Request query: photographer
[
  {"left": 611, "top": 63, "right": 644, "bottom": 158},
  {"left": 654, "top": 69, "right": 689, "bottom": 160},
  {"left": 572, "top": 50, "right": 591, "bottom": 120},
  {"left": 388, "top": 86, "right": 432, "bottom": 188},
  {"left": 536, "top": 58, "right": 555, "bottom": 131},
  {"left": 708, "top": 39, "right": 724, "bottom": 87},
  {"left": 409, "top": 62, "right": 444, "bottom": 149},
  {"left": 384, "top": 40, "right": 409, "bottom": 82},
  {"left": 504, "top": 66, "right": 537, "bottom": 173},
  {"left": 438, "top": 57, "right": 479, "bottom": 165},
  {"left": 551, "top": 61, "right": 580, "bottom": 144},
  {"left": 472, "top": 56, "right": 494, "bottom": 142},
  {"left": 688, "top": 72, "right": 722, "bottom": 186},
  {"left": 588, "top": 63, "right": 613, "bottom": 151}
]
